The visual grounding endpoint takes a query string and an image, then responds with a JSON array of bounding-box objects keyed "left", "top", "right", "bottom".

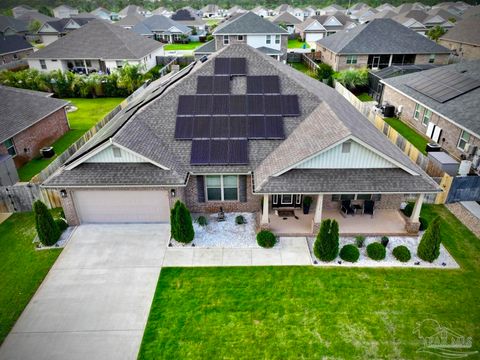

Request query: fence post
[{"left": 435, "top": 173, "right": 453, "bottom": 204}]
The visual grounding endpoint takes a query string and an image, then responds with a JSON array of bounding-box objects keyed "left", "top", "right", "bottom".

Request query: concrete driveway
[{"left": 0, "top": 224, "right": 169, "bottom": 360}]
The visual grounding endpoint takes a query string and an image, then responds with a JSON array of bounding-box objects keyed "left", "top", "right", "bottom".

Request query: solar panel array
[
  {"left": 214, "top": 57, "right": 247, "bottom": 76},
  {"left": 247, "top": 76, "right": 280, "bottom": 94},
  {"left": 406, "top": 68, "right": 480, "bottom": 103},
  {"left": 191, "top": 139, "right": 248, "bottom": 165}
]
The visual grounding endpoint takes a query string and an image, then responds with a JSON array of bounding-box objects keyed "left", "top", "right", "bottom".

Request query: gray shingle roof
[
  {"left": 115, "top": 12, "right": 145, "bottom": 27},
  {"left": 193, "top": 39, "right": 216, "bottom": 54},
  {"left": 17, "top": 11, "right": 56, "bottom": 23},
  {"left": 214, "top": 12, "right": 288, "bottom": 35},
  {"left": 440, "top": 15, "right": 480, "bottom": 46},
  {"left": 0, "top": 86, "right": 68, "bottom": 142},
  {"left": 382, "top": 61, "right": 480, "bottom": 136},
  {"left": 0, "top": 15, "right": 29, "bottom": 33},
  {"left": 317, "top": 18, "right": 450, "bottom": 55},
  {"left": 271, "top": 11, "right": 302, "bottom": 25},
  {"left": 0, "top": 34, "right": 32, "bottom": 55},
  {"left": 28, "top": 19, "right": 163, "bottom": 60},
  {"left": 132, "top": 15, "right": 191, "bottom": 35}
]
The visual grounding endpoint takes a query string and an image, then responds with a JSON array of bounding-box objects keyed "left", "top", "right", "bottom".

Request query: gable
[
  {"left": 65, "top": 20, "right": 81, "bottom": 30},
  {"left": 305, "top": 20, "right": 326, "bottom": 31},
  {"left": 39, "top": 23, "right": 58, "bottom": 33},
  {"left": 295, "top": 140, "right": 398, "bottom": 169},
  {"left": 324, "top": 16, "right": 342, "bottom": 26}
]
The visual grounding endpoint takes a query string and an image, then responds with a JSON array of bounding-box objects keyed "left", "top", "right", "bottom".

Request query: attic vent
[
  {"left": 342, "top": 141, "right": 352, "bottom": 153},
  {"left": 113, "top": 147, "right": 122, "bottom": 158}
]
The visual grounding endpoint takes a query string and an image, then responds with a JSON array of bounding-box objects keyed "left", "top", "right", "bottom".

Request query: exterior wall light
[
  {"left": 171, "top": 189, "right": 176, "bottom": 198},
  {"left": 60, "top": 189, "right": 67, "bottom": 198}
]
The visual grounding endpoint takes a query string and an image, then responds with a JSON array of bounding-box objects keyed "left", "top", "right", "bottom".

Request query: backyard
[
  {"left": 287, "top": 62, "right": 316, "bottom": 78},
  {"left": 288, "top": 39, "right": 310, "bottom": 49},
  {"left": 0, "top": 210, "right": 62, "bottom": 345},
  {"left": 164, "top": 41, "right": 203, "bottom": 51},
  {"left": 384, "top": 117, "right": 429, "bottom": 155},
  {"left": 138, "top": 204, "right": 480, "bottom": 359},
  {"left": 17, "top": 97, "right": 124, "bottom": 181},
  {"left": 356, "top": 92, "right": 374, "bottom": 102}
]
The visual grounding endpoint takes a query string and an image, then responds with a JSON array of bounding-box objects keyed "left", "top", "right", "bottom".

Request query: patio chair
[
  {"left": 340, "top": 200, "right": 355, "bottom": 217},
  {"left": 363, "top": 200, "right": 375, "bottom": 218}
]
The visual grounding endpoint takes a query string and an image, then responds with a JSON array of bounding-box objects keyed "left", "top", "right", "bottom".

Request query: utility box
[
  {"left": 0, "top": 154, "right": 19, "bottom": 186},
  {"left": 428, "top": 151, "right": 460, "bottom": 176}
]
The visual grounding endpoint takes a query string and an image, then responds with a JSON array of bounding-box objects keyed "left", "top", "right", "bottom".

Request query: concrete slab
[
  {"left": 192, "top": 248, "right": 223, "bottom": 266},
  {"left": 162, "top": 248, "right": 194, "bottom": 267},
  {"left": 222, "top": 248, "right": 252, "bottom": 266},
  {"left": 251, "top": 248, "right": 283, "bottom": 266}
]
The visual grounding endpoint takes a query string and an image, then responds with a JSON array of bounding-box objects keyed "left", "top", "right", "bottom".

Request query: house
[
  {"left": 251, "top": 6, "right": 269, "bottom": 18},
  {"left": 392, "top": 13, "right": 428, "bottom": 35},
  {"left": 318, "top": 4, "right": 347, "bottom": 15},
  {"left": 439, "top": 15, "right": 480, "bottom": 60},
  {"left": 296, "top": 13, "right": 357, "bottom": 45},
  {"left": 376, "top": 3, "right": 396, "bottom": 12},
  {"left": 381, "top": 61, "right": 480, "bottom": 166},
  {"left": 12, "top": 5, "right": 34, "bottom": 19},
  {"left": 170, "top": 8, "right": 206, "bottom": 31},
  {"left": 303, "top": 7, "right": 316, "bottom": 18},
  {"left": 152, "top": 7, "right": 173, "bottom": 17},
  {"left": 118, "top": 5, "right": 149, "bottom": 19},
  {"left": 90, "top": 7, "right": 114, "bottom": 21},
  {"left": 395, "top": 2, "right": 428, "bottom": 14},
  {"left": 270, "top": 12, "right": 302, "bottom": 34},
  {"left": 226, "top": 6, "right": 247, "bottom": 17},
  {"left": 115, "top": 12, "right": 145, "bottom": 30},
  {"left": 272, "top": 4, "right": 304, "bottom": 20},
  {"left": 0, "top": 86, "right": 69, "bottom": 168},
  {"left": 37, "top": 17, "right": 94, "bottom": 45},
  {"left": 351, "top": 8, "right": 379, "bottom": 23},
  {"left": 194, "top": 12, "right": 289, "bottom": 61},
  {"left": 201, "top": 4, "right": 225, "bottom": 18},
  {"left": 17, "top": 11, "right": 56, "bottom": 24},
  {"left": 0, "top": 15, "right": 29, "bottom": 36},
  {"left": 52, "top": 5, "right": 78, "bottom": 19},
  {"left": 362, "top": 9, "right": 397, "bottom": 23},
  {"left": 43, "top": 44, "right": 438, "bottom": 236},
  {"left": 315, "top": 19, "right": 450, "bottom": 71},
  {"left": 27, "top": 20, "right": 164, "bottom": 73},
  {"left": 132, "top": 15, "right": 192, "bottom": 43},
  {"left": 0, "top": 35, "right": 33, "bottom": 64}
]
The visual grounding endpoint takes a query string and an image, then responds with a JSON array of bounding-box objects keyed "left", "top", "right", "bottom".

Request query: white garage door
[
  {"left": 306, "top": 33, "right": 324, "bottom": 43},
  {"left": 74, "top": 190, "right": 170, "bottom": 223}
]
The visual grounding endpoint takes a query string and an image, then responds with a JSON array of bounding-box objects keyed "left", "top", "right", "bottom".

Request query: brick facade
[
  {"left": 438, "top": 39, "right": 480, "bottom": 61},
  {"left": 214, "top": 34, "right": 288, "bottom": 60},
  {"left": 0, "top": 108, "right": 69, "bottom": 168},
  {"left": 0, "top": 48, "right": 33, "bottom": 65}
]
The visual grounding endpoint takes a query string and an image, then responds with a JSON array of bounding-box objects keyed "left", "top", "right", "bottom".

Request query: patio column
[
  {"left": 410, "top": 193, "right": 425, "bottom": 223},
  {"left": 313, "top": 194, "right": 323, "bottom": 223},
  {"left": 261, "top": 194, "right": 269, "bottom": 224}
]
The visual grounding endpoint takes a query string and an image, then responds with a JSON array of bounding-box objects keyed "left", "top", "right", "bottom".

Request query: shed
[{"left": 427, "top": 151, "right": 459, "bottom": 176}]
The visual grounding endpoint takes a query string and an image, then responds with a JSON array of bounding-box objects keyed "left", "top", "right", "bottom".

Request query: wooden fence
[{"left": 302, "top": 53, "right": 320, "bottom": 72}]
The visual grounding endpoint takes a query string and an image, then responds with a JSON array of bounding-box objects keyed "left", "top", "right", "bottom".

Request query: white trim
[{"left": 113, "top": 142, "right": 170, "bottom": 170}]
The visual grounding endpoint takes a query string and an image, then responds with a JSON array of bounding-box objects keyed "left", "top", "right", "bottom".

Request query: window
[
  {"left": 429, "top": 54, "right": 435, "bottom": 63},
  {"left": 40, "top": 59, "right": 46, "bottom": 70},
  {"left": 237, "top": 35, "right": 244, "bottom": 41},
  {"left": 275, "top": 35, "right": 280, "bottom": 44},
  {"left": 422, "top": 109, "right": 432, "bottom": 126},
  {"left": 342, "top": 141, "right": 351, "bottom": 153},
  {"left": 356, "top": 194, "right": 372, "bottom": 200},
  {"left": 413, "top": 103, "right": 422, "bottom": 120},
  {"left": 3, "top": 138, "right": 16, "bottom": 157},
  {"left": 206, "top": 175, "right": 238, "bottom": 201},
  {"left": 346, "top": 55, "right": 357, "bottom": 64},
  {"left": 85, "top": 60, "right": 91, "bottom": 67},
  {"left": 223, "top": 35, "right": 229, "bottom": 45},
  {"left": 266, "top": 35, "right": 271, "bottom": 45},
  {"left": 457, "top": 130, "right": 471, "bottom": 152},
  {"left": 74, "top": 60, "right": 83, "bottom": 67},
  {"left": 331, "top": 194, "right": 382, "bottom": 201}
]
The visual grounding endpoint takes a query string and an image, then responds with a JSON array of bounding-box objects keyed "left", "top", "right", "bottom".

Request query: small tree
[
  {"left": 28, "top": 20, "right": 42, "bottom": 33},
  {"left": 33, "top": 200, "right": 60, "bottom": 246},
  {"left": 334, "top": 68, "right": 368, "bottom": 91},
  {"left": 426, "top": 26, "right": 446, "bottom": 42},
  {"left": 417, "top": 217, "right": 442, "bottom": 262},
  {"left": 316, "top": 63, "right": 334, "bottom": 82},
  {"left": 313, "top": 219, "right": 339, "bottom": 261},
  {"left": 170, "top": 200, "right": 194, "bottom": 243}
]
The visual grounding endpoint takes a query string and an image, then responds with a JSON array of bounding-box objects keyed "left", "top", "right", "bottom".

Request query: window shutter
[
  {"left": 197, "top": 176, "right": 205, "bottom": 203},
  {"left": 239, "top": 175, "right": 247, "bottom": 202}
]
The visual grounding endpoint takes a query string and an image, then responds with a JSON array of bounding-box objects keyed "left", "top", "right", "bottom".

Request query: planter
[
  {"left": 303, "top": 204, "right": 311, "bottom": 214},
  {"left": 302, "top": 196, "right": 313, "bottom": 214}
]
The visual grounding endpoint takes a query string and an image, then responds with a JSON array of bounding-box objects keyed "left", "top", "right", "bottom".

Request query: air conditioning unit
[
  {"left": 397, "top": 105, "right": 403, "bottom": 115},
  {"left": 468, "top": 145, "right": 478, "bottom": 159}
]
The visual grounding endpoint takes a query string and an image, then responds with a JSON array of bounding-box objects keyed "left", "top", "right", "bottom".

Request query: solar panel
[
  {"left": 247, "top": 76, "right": 263, "bottom": 94},
  {"left": 263, "top": 76, "right": 280, "bottom": 94},
  {"left": 210, "top": 116, "right": 229, "bottom": 138},
  {"left": 177, "top": 95, "right": 195, "bottom": 116},
  {"left": 229, "top": 95, "right": 247, "bottom": 115},
  {"left": 192, "top": 116, "right": 211, "bottom": 138},
  {"left": 190, "top": 140, "right": 210, "bottom": 165},
  {"left": 174, "top": 116, "right": 194, "bottom": 139},
  {"left": 265, "top": 116, "right": 284, "bottom": 139},
  {"left": 228, "top": 140, "right": 248, "bottom": 164},
  {"left": 197, "top": 76, "right": 213, "bottom": 94},
  {"left": 247, "top": 95, "right": 264, "bottom": 115},
  {"left": 230, "top": 58, "right": 246, "bottom": 76},
  {"left": 194, "top": 95, "right": 213, "bottom": 115},
  {"left": 248, "top": 116, "right": 266, "bottom": 139},
  {"left": 281, "top": 95, "right": 300, "bottom": 116},
  {"left": 190, "top": 139, "right": 248, "bottom": 165},
  {"left": 213, "top": 76, "right": 230, "bottom": 94},
  {"left": 210, "top": 140, "right": 229, "bottom": 164},
  {"left": 229, "top": 116, "right": 248, "bottom": 138},
  {"left": 214, "top": 58, "right": 230, "bottom": 75},
  {"left": 212, "top": 95, "right": 229, "bottom": 115},
  {"left": 264, "top": 95, "right": 282, "bottom": 115}
]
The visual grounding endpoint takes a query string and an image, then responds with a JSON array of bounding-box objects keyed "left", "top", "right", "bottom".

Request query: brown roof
[{"left": 440, "top": 15, "right": 480, "bottom": 46}]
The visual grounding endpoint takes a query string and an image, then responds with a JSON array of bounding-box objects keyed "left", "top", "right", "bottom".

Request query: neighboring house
[
  {"left": 376, "top": 3, "right": 396, "bottom": 12},
  {"left": 118, "top": 5, "right": 149, "bottom": 18},
  {"left": 12, "top": 5, "right": 34, "bottom": 19},
  {"left": 381, "top": 61, "right": 480, "bottom": 165},
  {"left": 392, "top": 13, "right": 428, "bottom": 35},
  {"left": 439, "top": 15, "right": 480, "bottom": 60},
  {"left": 226, "top": 6, "right": 247, "bottom": 17},
  {"left": 152, "top": 7, "right": 173, "bottom": 17},
  {"left": 43, "top": 44, "right": 438, "bottom": 236},
  {"left": 296, "top": 13, "right": 357, "bottom": 44},
  {"left": 318, "top": 4, "right": 347, "bottom": 15},
  {"left": 37, "top": 17, "right": 94, "bottom": 45},
  {"left": 316, "top": 19, "right": 450, "bottom": 71},
  {"left": 362, "top": 9, "right": 397, "bottom": 23},
  {"left": 303, "top": 7, "right": 316, "bottom": 18},
  {"left": 171, "top": 8, "right": 206, "bottom": 31},
  {"left": 351, "top": 8, "right": 379, "bottom": 23},
  {"left": 194, "top": 12, "right": 289, "bottom": 61},
  {"left": 90, "top": 7, "right": 114, "bottom": 21},
  {"left": 272, "top": 4, "right": 304, "bottom": 20},
  {"left": 0, "top": 15, "right": 29, "bottom": 36},
  {"left": 132, "top": 15, "right": 192, "bottom": 42},
  {"left": 395, "top": 2, "right": 428, "bottom": 14},
  {"left": 27, "top": 20, "right": 164, "bottom": 73},
  {"left": 0, "top": 35, "right": 33, "bottom": 64},
  {"left": 0, "top": 86, "right": 69, "bottom": 168},
  {"left": 201, "top": 4, "right": 225, "bottom": 18},
  {"left": 251, "top": 6, "right": 269, "bottom": 18},
  {"left": 17, "top": 11, "right": 56, "bottom": 24},
  {"left": 270, "top": 12, "right": 302, "bottom": 34},
  {"left": 115, "top": 12, "right": 145, "bottom": 29},
  {"left": 52, "top": 5, "right": 78, "bottom": 19}
]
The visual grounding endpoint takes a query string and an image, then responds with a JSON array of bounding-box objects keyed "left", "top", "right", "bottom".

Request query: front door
[
  {"left": 372, "top": 56, "right": 380, "bottom": 69},
  {"left": 272, "top": 194, "right": 302, "bottom": 208}
]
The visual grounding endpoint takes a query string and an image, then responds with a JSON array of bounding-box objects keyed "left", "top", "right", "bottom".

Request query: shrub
[
  {"left": 419, "top": 217, "right": 429, "bottom": 231},
  {"left": 257, "top": 230, "right": 276, "bottom": 248},
  {"left": 33, "top": 200, "right": 60, "bottom": 246},
  {"left": 367, "top": 242, "right": 386, "bottom": 260},
  {"left": 355, "top": 235, "right": 366, "bottom": 248},
  {"left": 393, "top": 246, "right": 411, "bottom": 262},
  {"left": 55, "top": 218, "right": 68, "bottom": 232},
  {"left": 339, "top": 244, "right": 360, "bottom": 263},
  {"left": 197, "top": 216, "right": 208, "bottom": 226},
  {"left": 334, "top": 68, "right": 368, "bottom": 91},
  {"left": 417, "top": 217, "right": 442, "bottom": 262},
  {"left": 313, "top": 219, "right": 339, "bottom": 262},
  {"left": 170, "top": 200, "right": 195, "bottom": 243},
  {"left": 60, "top": 208, "right": 66, "bottom": 219},
  {"left": 381, "top": 236, "right": 389, "bottom": 247},
  {"left": 235, "top": 215, "right": 245, "bottom": 225},
  {"left": 316, "top": 63, "right": 334, "bottom": 81},
  {"left": 402, "top": 202, "right": 414, "bottom": 217}
]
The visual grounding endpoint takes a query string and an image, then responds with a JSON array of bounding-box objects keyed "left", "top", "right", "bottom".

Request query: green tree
[
  {"left": 38, "top": 5, "right": 53, "bottom": 17},
  {"left": 117, "top": 63, "right": 145, "bottom": 94},
  {"left": 170, "top": 200, "right": 194, "bottom": 243},
  {"left": 417, "top": 216, "right": 442, "bottom": 262},
  {"left": 334, "top": 68, "right": 368, "bottom": 91},
  {"left": 426, "top": 25, "right": 446, "bottom": 42},
  {"left": 316, "top": 63, "right": 334, "bottom": 82},
  {"left": 33, "top": 200, "right": 60, "bottom": 246},
  {"left": 313, "top": 219, "right": 339, "bottom": 262},
  {"left": 28, "top": 19, "right": 42, "bottom": 33}
]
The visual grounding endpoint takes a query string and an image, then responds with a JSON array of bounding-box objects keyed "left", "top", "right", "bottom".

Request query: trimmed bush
[
  {"left": 33, "top": 200, "right": 60, "bottom": 246},
  {"left": 313, "top": 219, "right": 339, "bottom": 262},
  {"left": 235, "top": 215, "right": 245, "bottom": 225},
  {"left": 257, "top": 230, "right": 276, "bottom": 248},
  {"left": 197, "top": 216, "right": 208, "bottom": 226},
  {"left": 339, "top": 244, "right": 360, "bottom": 263},
  {"left": 55, "top": 218, "right": 68, "bottom": 232},
  {"left": 419, "top": 217, "right": 429, "bottom": 231},
  {"left": 355, "top": 235, "right": 366, "bottom": 248},
  {"left": 170, "top": 200, "right": 194, "bottom": 243},
  {"left": 402, "top": 202, "right": 414, "bottom": 217},
  {"left": 417, "top": 217, "right": 442, "bottom": 262},
  {"left": 381, "top": 236, "right": 389, "bottom": 247},
  {"left": 367, "top": 242, "right": 386, "bottom": 260},
  {"left": 393, "top": 246, "right": 411, "bottom": 262}
]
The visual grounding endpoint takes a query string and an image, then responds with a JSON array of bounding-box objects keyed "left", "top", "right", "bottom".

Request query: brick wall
[
  {"left": 0, "top": 108, "right": 69, "bottom": 168},
  {"left": 414, "top": 53, "right": 450, "bottom": 65},
  {"left": 438, "top": 39, "right": 480, "bottom": 61},
  {"left": 0, "top": 48, "right": 33, "bottom": 64}
]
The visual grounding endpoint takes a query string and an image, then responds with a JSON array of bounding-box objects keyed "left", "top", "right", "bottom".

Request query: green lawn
[
  {"left": 356, "top": 92, "right": 374, "bottom": 102},
  {"left": 384, "top": 117, "right": 429, "bottom": 155},
  {"left": 139, "top": 204, "right": 480, "bottom": 359},
  {"left": 164, "top": 42, "right": 202, "bottom": 51},
  {"left": 287, "top": 62, "right": 317, "bottom": 78},
  {"left": 17, "top": 97, "right": 124, "bottom": 181},
  {"left": 0, "top": 211, "right": 62, "bottom": 345},
  {"left": 206, "top": 19, "right": 221, "bottom": 26},
  {"left": 288, "top": 39, "right": 310, "bottom": 49}
]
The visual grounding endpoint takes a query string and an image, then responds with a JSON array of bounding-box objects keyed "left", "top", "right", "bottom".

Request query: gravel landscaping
[
  {"left": 33, "top": 226, "right": 76, "bottom": 250},
  {"left": 307, "top": 234, "right": 459, "bottom": 268}
]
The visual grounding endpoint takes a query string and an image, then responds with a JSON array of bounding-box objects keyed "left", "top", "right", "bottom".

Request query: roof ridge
[
  {"left": 214, "top": 11, "right": 250, "bottom": 33},
  {"left": 102, "top": 20, "right": 140, "bottom": 59}
]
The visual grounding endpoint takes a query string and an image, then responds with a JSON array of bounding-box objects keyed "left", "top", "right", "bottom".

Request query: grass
[
  {"left": 164, "top": 42, "right": 203, "bottom": 51},
  {"left": 17, "top": 97, "right": 124, "bottom": 181},
  {"left": 384, "top": 117, "right": 429, "bottom": 155},
  {"left": 287, "top": 62, "right": 317, "bottom": 79},
  {"left": 138, "top": 204, "right": 480, "bottom": 359},
  {"left": 288, "top": 39, "right": 310, "bottom": 49},
  {"left": 206, "top": 19, "right": 221, "bottom": 26},
  {"left": 0, "top": 210, "right": 62, "bottom": 345},
  {"left": 356, "top": 92, "right": 374, "bottom": 102}
]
